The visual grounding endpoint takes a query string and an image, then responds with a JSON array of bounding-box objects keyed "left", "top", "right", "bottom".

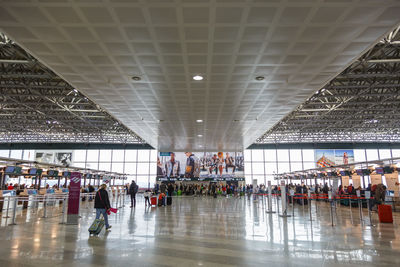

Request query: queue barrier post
[
  {"left": 349, "top": 196, "right": 354, "bottom": 225},
  {"left": 329, "top": 192, "right": 334, "bottom": 227},
  {"left": 119, "top": 190, "right": 123, "bottom": 208},
  {"left": 365, "top": 191, "right": 374, "bottom": 227},
  {"left": 4, "top": 196, "right": 11, "bottom": 219},
  {"left": 60, "top": 195, "right": 67, "bottom": 224},
  {"left": 42, "top": 195, "right": 47, "bottom": 218},
  {"left": 308, "top": 192, "right": 312, "bottom": 221},
  {"left": 10, "top": 196, "right": 18, "bottom": 225},
  {"left": 266, "top": 183, "right": 275, "bottom": 214},
  {"left": 279, "top": 183, "right": 291, "bottom": 218}
]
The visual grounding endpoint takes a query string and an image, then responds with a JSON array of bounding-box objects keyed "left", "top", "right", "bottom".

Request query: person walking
[
  {"left": 94, "top": 184, "right": 112, "bottom": 230},
  {"left": 129, "top": 180, "right": 138, "bottom": 208},
  {"left": 167, "top": 183, "right": 174, "bottom": 205}
]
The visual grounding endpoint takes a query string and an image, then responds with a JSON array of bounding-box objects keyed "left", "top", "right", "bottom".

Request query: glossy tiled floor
[{"left": 0, "top": 195, "right": 399, "bottom": 266}]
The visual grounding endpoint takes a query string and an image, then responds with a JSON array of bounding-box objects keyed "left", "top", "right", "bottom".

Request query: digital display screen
[
  {"left": 5, "top": 166, "right": 15, "bottom": 173},
  {"left": 62, "top": 171, "right": 71, "bottom": 177},
  {"left": 375, "top": 167, "right": 384, "bottom": 174},
  {"left": 355, "top": 169, "right": 363, "bottom": 175},
  {"left": 383, "top": 166, "right": 393, "bottom": 174},
  {"left": 29, "top": 168, "right": 37, "bottom": 175}
]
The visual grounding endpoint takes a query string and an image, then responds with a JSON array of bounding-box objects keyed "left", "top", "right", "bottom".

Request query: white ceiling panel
[{"left": 1, "top": 0, "right": 399, "bottom": 151}]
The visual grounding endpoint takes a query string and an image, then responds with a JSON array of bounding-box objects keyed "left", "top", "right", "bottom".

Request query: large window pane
[
  {"left": 111, "top": 162, "right": 124, "bottom": 173},
  {"left": 127, "top": 175, "right": 136, "bottom": 183},
  {"left": 392, "top": 149, "right": 400, "bottom": 158},
  {"left": 266, "top": 175, "right": 276, "bottom": 185},
  {"left": 150, "top": 162, "right": 157, "bottom": 175},
  {"left": 251, "top": 149, "right": 264, "bottom": 161},
  {"left": 265, "top": 162, "right": 277, "bottom": 174},
  {"left": 87, "top": 150, "right": 99, "bottom": 162},
  {"left": 278, "top": 162, "right": 290, "bottom": 173},
  {"left": 23, "top": 150, "right": 35, "bottom": 161},
  {"left": 149, "top": 175, "right": 156, "bottom": 187},
  {"left": 150, "top": 150, "right": 158, "bottom": 162},
  {"left": 252, "top": 175, "right": 265, "bottom": 185},
  {"left": 302, "top": 149, "right": 315, "bottom": 162},
  {"left": 0, "top": 150, "right": 9, "bottom": 157},
  {"left": 290, "top": 149, "right": 302, "bottom": 162},
  {"left": 264, "top": 149, "right": 276, "bottom": 162},
  {"left": 99, "top": 162, "right": 111, "bottom": 171},
  {"left": 291, "top": 162, "right": 303, "bottom": 171},
  {"left": 73, "top": 150, "right": 86, "bottom": 162},
  {"left": 244, "top": 149, "right": 252, "bottom": 162},
  {"left": 252, "top": 162, "right": 264, "bottom": 175},
  {"left": 99, "top": 150, "right": 112, "bottom": 162},
  {"left": 245, "top": 173, "right": 252, "bottom": 185},
  {"left": 303, "top": 162, "right": 315, "bottom": 170},
  {"left": 379, "top": 149, "right": 391, "bottom": 159},
  {"left": 354, "top": 149, "right": 366, "bottom": 162},
  {"left": 244, "top": 162, "right": 252, "bottom": 175},
  {"left": 125, "top": 163, "right": 137, "bottom": 175},
  {"left": 366, "top": 149, "right": 379, "bottom": 161},
  {"left": 277, "top": 149, "right": 289, "bottom": 162},
  {"left": 74, "top": 162, "right": 86, "bottom": 168},
  {"left": 137, "top": 162, "right": 149, "bottom": 174},
  {"left": 125, "top": 150, "right": 137, "bottom": 162},
  {"left": 10, "top": 150, "right": 23, "bottom": 159},
  {"left": 112, "top": 150, "right": 125, "bottom": 162},
  {"left": 86, "top": 162, "right": 98, "bottom": 169},
  {"left": 138, "top": 150, "right": 150, "bottom": 162},
  {"left": 136, "top": 176, "right": 148, "bottom": 188}
]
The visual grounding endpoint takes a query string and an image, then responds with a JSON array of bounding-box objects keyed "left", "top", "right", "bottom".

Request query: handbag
[{"left": 98, "top": 190, "right": 111, "bottom": 215}]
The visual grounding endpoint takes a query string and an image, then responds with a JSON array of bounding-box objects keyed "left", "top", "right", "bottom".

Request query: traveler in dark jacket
[
  {"left": 94, "top": 184, "right": 112, "bottom": 230},
  {"left": 129, "top": 181, "right": 138, "bottom": 208},
  {"left": 167, "top": 183, "right": 174, "bottom": 205}
]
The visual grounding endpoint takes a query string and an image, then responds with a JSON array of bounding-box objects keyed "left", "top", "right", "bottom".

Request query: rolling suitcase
[
  {"left": 89, "top": 218, "right": 105, "bottom": 236},
  {"left": 167, "top": 196, "right": 172, "bottom": 205},
  {"left": 378, "top": 204, "right": 393, "bottom": 223},
  {"left": 151, "top": 196, "right": 157, "bottom": 206}
]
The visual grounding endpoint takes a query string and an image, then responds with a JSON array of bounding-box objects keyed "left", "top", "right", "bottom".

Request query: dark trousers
[
  {"left": 130, "top": 194, "right": 136, "bottom": 207},
  {"left": 144, "top": 196, "right": 151, "bottom": 206},
  {"left": 226, "top": 164, "right": 236, "bottom": 173}
]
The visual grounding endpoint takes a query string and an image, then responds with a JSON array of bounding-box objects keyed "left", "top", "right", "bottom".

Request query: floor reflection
[{"left": 0, "top": 196, "right": 399, "bottom": 266}]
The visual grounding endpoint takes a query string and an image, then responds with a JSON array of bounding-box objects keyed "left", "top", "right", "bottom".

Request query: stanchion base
[
  {"left": 266, "top": 211, "right": 276, "bottom": 214},
  {"left": 8, "top": 223, "right": 17, "bottom": 226},
  {"left": 279, "top": 214, "right": 291, "bottom": 217}
]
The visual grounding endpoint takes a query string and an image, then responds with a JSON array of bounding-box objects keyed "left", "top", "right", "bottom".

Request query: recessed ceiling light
[
  {"left": 198, "top": 134, "right": 203, "bottom": 137},
  {"left": 193, "top": 75, "right": 203, "bottom": 81},
  {"left": 132, "top": 76, "right": 141, "bottom": 81},
  {"left": 255, "top": 76, "right": 265, "bottom": 81},
  {"left": 196, "top": 119, "right": 203, "bottom": 123}
]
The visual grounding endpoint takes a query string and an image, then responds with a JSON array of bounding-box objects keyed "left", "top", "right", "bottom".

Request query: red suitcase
[
  {"left": 378, "top": 204, "right": 393, "bottom": 223},
  {"left": 150, "top": 196, "right": 157, "bottom": 206}
]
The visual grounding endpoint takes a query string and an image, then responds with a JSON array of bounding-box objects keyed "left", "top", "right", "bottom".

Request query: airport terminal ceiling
[
  {"left": 257, "top": 25, "right": 400, "bottom": 144},
  {"left": 1, "top": 1, "right": 400, "bottom": 151},
  {"left": 0, "top": 33, "right": 145, "bottom": 145}
]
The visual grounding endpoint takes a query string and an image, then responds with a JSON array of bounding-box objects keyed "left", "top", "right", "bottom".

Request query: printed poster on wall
[
  {"left": 370, "top": 174, "right": 382, "bottom": 185},
  {"left": 385, "top": 172, "right": 399, "bottom": 193},
  {"left": 352, "top": 175, "right": 361, "bottom": 189},
  {"left": 341, "top": 176, "right": 350, "bottom": 187},
  {"left": 315, "top": 149, "right": 354, "bottom": 167},
  {"left": 157, "top": 151, "right": 244, "bottom": 179}
]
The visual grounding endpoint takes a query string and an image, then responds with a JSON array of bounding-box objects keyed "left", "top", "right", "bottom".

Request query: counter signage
[{"left": 67, "top": 172, "right": 81, "bottom": 219}]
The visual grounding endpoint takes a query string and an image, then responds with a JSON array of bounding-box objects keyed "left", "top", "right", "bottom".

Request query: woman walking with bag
[{"left": 94, "top": 184, "right": 112, "bottom": 230}]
